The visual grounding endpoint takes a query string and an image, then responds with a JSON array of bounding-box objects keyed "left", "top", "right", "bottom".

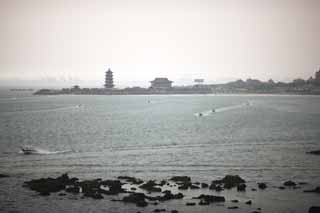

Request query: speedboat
[{"left": 21, "top": 146, "right": 38, "bottom": 154}]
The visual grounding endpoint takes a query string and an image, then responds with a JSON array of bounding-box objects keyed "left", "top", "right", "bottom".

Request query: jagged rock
[
  {"left": 178, "top": 182, "right": 192, "bottom": 190},
  {"left": 101, "top": 179, "right": 124, "bottom": 194},
  {"left": 186, "top": 202, "right": 196, "bottom": 206},
  {"left": 153, "top": 209, "right": 166, "bottom": 212},
  {"left": 123, "top": 192, "right": 148, "bottom": 207},
  {"left": 147, "top": 191, "right": 183, "bottom": 201},
  {"left": 309, "top": 206, "right": 320, "bottom": 213},
  {"left": 228, "top": 206, "right": 239, "bottom": 209},
  {"left": 193, "top": 194, "right": 225, "bottom": 203},
  {"left": 304, "top": 187, "right": 320, "bottom": 194},
  {"left": 190, "top": 184, "right": 200, "bottom": 189},
  {"left": 117, "top": 176, "right": 143, "bottom": 184},
  {"left": 201, "top": 183, "right": 208, "bottom": 188},
  {"left": 306, "top": 150, "right": 320, "bottom": 155},
  {"left": 211, "top": 175, "right": 245, "bottom": 189},
  {"left": 65, "top": 186, "right": 80, "bottom": 194},
  {"left": 78, "top": 180, "right": 101, "bottom": 194},
  {"left": 245, "top": 200, "right": 252, "bottom": 205},
  {"left": 284, "top": 180, "right": 296, "bottom": 186},
  {"left": 23, "top": 174, "right": 72, "bottom": 195},
  {"left": 198, "top": 200, "right": 210, "bottom": 205},
  {"left": 258, "top": 182, "right": 267, "bottom": 189},
  {"left": 140, "top": 180, "right": 162, "bottom": 192},
  {"left": 0, "top": 174, "right": 9, "bottom": 178},
  {"left": 170, "top": 176, "right": 191, "bottom": 182},
  {"left": 237, "top": 183, "right": 246, "bottom": 191},
  {"left": 209, "top": 183, "right": 223, "bottom": 191}
]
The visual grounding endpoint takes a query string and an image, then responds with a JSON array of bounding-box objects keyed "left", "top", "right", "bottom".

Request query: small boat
[
  {"left": 199, "top": 113, "right": 203, "bottom": 116},
  {"left": 212, "top": 109, "right": 215, "bottom": 112},
  {"left": 21, "top": 146, "right": 38, "bottom": 154}
]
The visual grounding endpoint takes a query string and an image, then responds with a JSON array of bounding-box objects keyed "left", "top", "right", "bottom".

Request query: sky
[{"left": 0, "top": 0, "right": 319, "bottom": 88}]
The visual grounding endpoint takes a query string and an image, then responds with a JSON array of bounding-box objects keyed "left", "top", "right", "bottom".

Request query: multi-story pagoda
[{"left": 104, "top": 68, "right": 114, "bottom": 89}]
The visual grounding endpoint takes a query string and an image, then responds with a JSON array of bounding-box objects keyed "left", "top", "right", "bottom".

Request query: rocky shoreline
[{"left": 20, "top": 173, "right": 320, "bottom": 213}]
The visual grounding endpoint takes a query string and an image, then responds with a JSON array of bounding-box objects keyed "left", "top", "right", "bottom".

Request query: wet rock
[
  {"left": 258, "top": 182, "right": 267, "bottom": 189},
  {"left": 298, "top": 182, "right": 308, "bottom": 185},
  {"left": 228, "top": 206, "right": 239, "bottom": 209},
  {"left": 65, "top": 186, "right": 80, "bottom": 194},
  {"left": 309, "top": 206, "right": 320, "bottom": 213},
  {"left": 237, "top": 183, "right": 246, "bottom": 191},
  {"left": 84, "top": 191, "right": 103, "bottom": 199},
  {"left": 153, "top": 209, "right": 166, "bottom": 212},
  {"left": 193, "top": 194, "right": 225, "bottom": 203},
  {"left": 304, "top": 187, "right": 320, "bottom": 194},
  {"left": 58, "top": 192, "right": 67, "bottom": 196},
  {"left": 170, "top": 176, "right": 191, "bottom": 182},
  {"left": 78, "top": 180, "right": 101, "bottom": 195},
  {"left": 171, "top": 210, "right": 178, "bottom": 213},
  {"left": 117, "top": 176, "right": 143, "bottom": 184},
  {"left": 201, "top": 183, "right": 208, "bottom": 188},
  {"left": 251, "top": 188, "right": 257, "bottom": 191},
  {"left": 0, "top": 174, "right": 9, "bottom": 178},
  {"left": 211, "top": 175, "right": 245, "bottom": 189},
  {"left": 283, "top": 180, "right": 296, "bottom": 186},
  {"left": 198, "top": 200, "right": 210, "bottom": 205},
  {"left": 178, "top": 182, "right": 192, "bottom": 190},
  {"left": 209, "top": 183, "right": 223, "bottom": 191},
  {"left": 147, "top": 190, "right": 183, "bottom": 201},
  {"left": 131, "top": 187, "right": 137, "bottom": 191},
  {"left": 231, "top": 200, "right": 239, "bottom": 203},
  {"left": 306, "top": 150, "right": 320, "bottom": 155},
  {"left": 101, "top": 179, "right": 124, "bottom": 194},
  {"left": 245, "top": 200, "right": 252, "bottom": 205},
  {"left": 122, "top": 192, "right": 148, "bottom": 207},
  {"left": 159, "top": 180, "right": 167, "bottom": 186},
  {"left": 23, "top": 174, "right": 71, "bottom": 195},
  {"left": 140, "top": 180, "right": 162, "bottom": 192},
  {"left": 278, "top": 186, "right": 285, "bottom": 190},
  {"left": 186, "top": 202, "right": 196, "bottom": 206},
  {"left": 190, "top": 184, "right": 200, "bottom": 189}
]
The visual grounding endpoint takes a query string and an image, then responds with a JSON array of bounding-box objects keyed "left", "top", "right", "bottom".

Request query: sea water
[{"left": 0, "top": 91, "right": 320, "bottom": 212}]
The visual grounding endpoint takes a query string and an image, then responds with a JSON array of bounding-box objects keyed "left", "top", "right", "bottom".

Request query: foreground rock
[
  {"left": 123, "top": 192, "right": 148, "bottom": 207},
  {"left": 211, "top": 175, "right": 246, "bottom": 190},
  {"left": 309, "top": 206, "right": 320, "bottom": 213},
  {"left": 304, "top": 187, "right": 320, "bottom": 194},
  {"left": 0, "top": 174, "right": 9, "bottom": 178},
  {"left": 306, "top": 150, "right": 320, "bottom": 155},
  {"left": 193, "top": 194, "right": 226, "bottom": 203}
]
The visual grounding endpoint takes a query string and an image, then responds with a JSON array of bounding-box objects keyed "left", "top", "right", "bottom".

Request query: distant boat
[
  {"left": 212, "top": 109, "right": 215, "bottom": 112},
  {"left": 21, "top": 146, "right": 38, "bottom": 154},
  {"left": 199, "top": 113, "right": 203, "bottom": 116}
]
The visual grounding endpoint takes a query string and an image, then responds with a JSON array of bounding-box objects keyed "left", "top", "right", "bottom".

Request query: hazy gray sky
[{"left": 1, "top": 0, "right": 319, "bottom": 87}]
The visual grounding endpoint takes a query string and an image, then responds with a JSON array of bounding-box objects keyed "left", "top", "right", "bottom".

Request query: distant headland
[{"left": 34, "top": 68, "right": 320, "bottom": 95}]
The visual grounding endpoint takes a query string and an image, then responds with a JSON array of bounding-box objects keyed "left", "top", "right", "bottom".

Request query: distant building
[
  {"left": 104, "top": 68, "right": 114, "bottom": 89},
  {"left": 150, "top": 78, "right": 173, "bottom": 89}
]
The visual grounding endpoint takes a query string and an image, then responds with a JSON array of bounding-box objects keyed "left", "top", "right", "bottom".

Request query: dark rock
[
  {"left": 284, "top": 180, "right": 296, "bottom": 186},
  {"left": 245, "top": 200, "right": 252, "bottom": 205},
  {"left": 194, "top": 182, "right": 200, "bottom": 185},
  {"left": 58, "top": 193, "right": 67, "bottom": 196},
  {"left": 306, "top": 150, "right": 320, "bottom": 155},
  {"left": 278, "top": 186, "right": 285, "bottom": 190},
  {"left": 23, "top": 174, "right": 71, "bottom": 195},
  {"left": 78, "top": 180, "right": 101, "bottom": 195},
  {"left": 170, "top": 176, "right": 191, "bottom": 182},
  {"left": 186, "top": 202, "right": 196, "bottom": 206},
  {"left": 209, "top": 183, "right": 223, "bottom": 191},
  {"left": 237, "top": 183, "right": 246, "bottom": 191},
  {"left": 258, "top": 182, "right": 267, "bottom": 189},
  {"left": 193, "top": 194, "right": 225, "bottom": 203},
  {"left": 231, "top": 200, "right": 239, "bottom": 203},
  {"left": 131, "top": 187, "right": 137, "bottom": 191},
  {"left": 201, "top": 183, "right": 208, "bottom": 188},
  {"left": 251, "top": 188, "right": 257, "bottom": 191},
  {"left": 0, "top": 174, "right": 9, "bottom": 178},
  {"left": 101, "top": 179, "right": 124, "bottom": 194},
  {"left": 117, "top": 176, "right": 143, "bottom": 184},
  {"left": 228, "top": 206, "right": 239, "bottom": 209},
  {"left": 159, "top": 180, "right": 167, "bottom": 186},
  {"left": 304, "top": 187, "right": 320, "bottom": 194},
  {"left": 190, "top": 184, "right": 200, "bottom": 189},
  {"left": 298, "top": 182, "right": 308, "bottom": 185},
  {"left": 171, "top": 210, "right": 178, "bottom": 213},
  {"left": 65, "top": 186, "right": 80, "bottom": 194},
  {"left": 309, "top": 206, "right": 320, "bottom": 213},
  {"left": 178, "top": 182, "right": 192, "bottom": 190},
  {"left": 211, "top": 175, "right": 245, "bottom": 189},
  {"left": 123, "top": 192, "right": 148, "bottom": 207},
  {"left": 198, "top": 200, "right": 210, "bottom": 205},
  {"left": 84, "top": 191, "right": 103, "bottom": 199},
  {"left": 140, "top": 180, "right": 162, "bottom": 192},
  {"left": 153, "top": 209, "right": 166, "bottom": 212}
]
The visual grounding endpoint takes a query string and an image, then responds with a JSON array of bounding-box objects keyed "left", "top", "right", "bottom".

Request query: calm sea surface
[{"left": 0, "top": 91, "right": 320, "bottom": 212}]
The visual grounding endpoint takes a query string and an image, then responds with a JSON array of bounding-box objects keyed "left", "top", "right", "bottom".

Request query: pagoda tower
[{"left": 104, "top": 68, "right": 114, "bottom": 89}]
